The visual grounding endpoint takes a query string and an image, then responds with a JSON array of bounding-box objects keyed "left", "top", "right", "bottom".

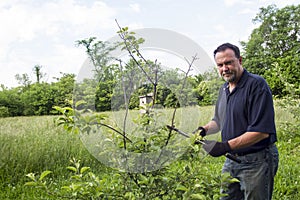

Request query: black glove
[
  {"left": 202, "top": 140, "right": 231, "bottom": 157},
  {"left": 193, "top": 126, "right": 206, "bottom": 137}
]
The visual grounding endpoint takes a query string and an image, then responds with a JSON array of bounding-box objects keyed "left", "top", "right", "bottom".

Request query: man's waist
[{"left": 231, "top": 143, "right": 274, "bottom": 156}]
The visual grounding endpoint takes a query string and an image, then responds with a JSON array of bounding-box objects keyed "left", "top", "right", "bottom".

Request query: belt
[
  {"left": 232, "top": 144, "right": 273, "bottom": 157},
  {"left": 233, "top": 151, "right": 260, "bottom": 156}
]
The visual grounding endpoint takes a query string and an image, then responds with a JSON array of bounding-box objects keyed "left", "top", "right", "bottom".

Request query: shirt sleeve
[
  {"left": 246, "top": 81, "right": 276, "bottom": 135},
  {"left": 212, "top": 86, "right": 226, "bottom": 130}
]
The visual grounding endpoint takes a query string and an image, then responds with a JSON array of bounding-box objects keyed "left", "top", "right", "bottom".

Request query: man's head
[{"left": 214, "top": 43, "right": 243, "bottom": 83}]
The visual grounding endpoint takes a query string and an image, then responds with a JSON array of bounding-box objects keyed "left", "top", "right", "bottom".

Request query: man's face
[{"left": 214, "top": 49, "right": 243, "bottom": 83}]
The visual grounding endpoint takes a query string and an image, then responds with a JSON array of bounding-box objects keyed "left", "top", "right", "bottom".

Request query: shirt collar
[
  {"left": 224, "top": 69, "right": 249, "bottom": 89},
  {"left": 236, "top": 69, "right": 249, "bottom": 88}
]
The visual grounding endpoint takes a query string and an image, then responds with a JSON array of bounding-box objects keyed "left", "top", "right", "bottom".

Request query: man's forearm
[
  {"left": 228, "top": 132, "right": 269, "bottom": 150},
  {"left": 203, "top": 120, "right": 220, "bottom": 135}
]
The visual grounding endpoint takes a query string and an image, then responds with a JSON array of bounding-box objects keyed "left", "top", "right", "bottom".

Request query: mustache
[{"left": 222, "top": 71, "right": 233, "bottom": 76}]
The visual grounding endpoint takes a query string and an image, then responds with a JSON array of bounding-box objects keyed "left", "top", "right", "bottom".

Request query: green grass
[
  {"left": 0, "top": 116, "right": 105, "bottom": 199},
  {"left": 0, "top": 106, "right": 299, "bottom": 199}
]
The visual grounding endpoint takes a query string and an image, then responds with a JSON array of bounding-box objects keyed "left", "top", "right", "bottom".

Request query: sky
[{"left": 1, "top": 0, "right": 300, "bottom": 88}]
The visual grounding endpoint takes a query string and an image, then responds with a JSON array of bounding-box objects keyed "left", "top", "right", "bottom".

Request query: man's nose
[{"left": 220, "top": 64, "right": 229, "bottom": 71}]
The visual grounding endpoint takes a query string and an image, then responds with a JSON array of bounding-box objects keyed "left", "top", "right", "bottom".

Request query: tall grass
[
  {"left": 0, "top": 105, "right": 299, "bottom": 199},
  {"left": 0, "top": 116, "right": 104, "bottom": 199}
]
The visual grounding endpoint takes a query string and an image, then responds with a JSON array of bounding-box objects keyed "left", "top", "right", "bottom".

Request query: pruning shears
[{"left": 166, "top": 125, "right": 241, "bottom": 163}]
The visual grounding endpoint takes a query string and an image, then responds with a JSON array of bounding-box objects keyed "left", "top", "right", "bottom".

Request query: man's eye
[
  {"left": 217, "top": 60, "right": 234, "bottom": 68},
  {"left": 224, "top": 61, "right": 232, "bottom": 65}
]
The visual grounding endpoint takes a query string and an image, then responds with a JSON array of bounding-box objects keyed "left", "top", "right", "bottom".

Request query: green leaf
[
  {"left": 138, "top": 174, "right": 148, "bottom": 184},
  {"left": 229, "top": 177, "right": 240, "bottom": 183},
  {"left": 190, "top": 193, "right": 206, "bottom": 200},
  {"left": 39, "top": 170, "right": 52, "bottom": 181},
  {"left": 24, "top": 181, "right": 38, "bottom": 186},
  {"left": 52, "top": 106, "right": 63, "bottom": 113},
  {"left": 80, "top": 166, "right": 90, "bottom": 174},
  {"left": 75, "top": 100, "right": 86, "bottom": 107},
  {"left": 71, "top": 175, "right": 82, "bottom": 180},
  {"left": 67, "top": 166, "right": 77, "bottom": 172},
  {"left": 137, "top": 38, "right": 145, "bottom": 44},
  {"left": 176, "top": 184, "right": 188, "bottom": 191},
  {"left": 61, "top": 186, "right": 72, "bottom": 191},
  {"left": 122, "top": 27, "right": 129, "bottom": 32},
  {"left": 125, "top": 192, "right": 135, "bottom": 199},
  {"left": 69, "top": 183, "right": 82, "bottom": 191}
]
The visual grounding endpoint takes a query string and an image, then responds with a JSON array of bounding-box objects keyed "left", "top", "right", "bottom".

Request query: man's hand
[
  {"left": 202, "top": 140, "right": 231, "bottom": 157},
  {"left": 193, "top": 126, "right": 206, "bottom": 137}
]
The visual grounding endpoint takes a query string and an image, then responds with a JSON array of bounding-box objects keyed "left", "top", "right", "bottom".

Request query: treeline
[
  {"left": 0, "top": 73, "right": 75, "bottom": 117},
  {"left": 0, "top": 68, "right": 222, "bottom": 117}
]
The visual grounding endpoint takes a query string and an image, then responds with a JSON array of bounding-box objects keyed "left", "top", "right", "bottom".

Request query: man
[{"left": 198, "top": 43, "right": 279, "bottom": 200}]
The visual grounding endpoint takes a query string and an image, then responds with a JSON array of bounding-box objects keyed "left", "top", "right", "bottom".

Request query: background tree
[
  {"left": 76, "top": 37, "right": 118, "bottom": 82},
  {"left": 0, "top": 72, "right": 75, "bottom": 117},
  {"left": 0, "top": 87, "right": 24, "bottom": 116},
  {"left": 15, "top": 73, "right": 31, "bottom": 88},
  {"left": 76, "top": 37, "right": 119, "bottom": 112},
  {"left": 241, "top": 4, "right": 300, "bottom": 97},
  {"left": 52, "top": 73, "right": 76, "bottom": 111},
  {"left": 33, "top": 65, "right": 46, "bottom": 83},
  {"left": 20, "top": 82, "right": 54, "bottom": 116}
]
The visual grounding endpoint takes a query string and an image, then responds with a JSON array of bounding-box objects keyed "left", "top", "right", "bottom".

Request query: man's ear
[{"left": 239, "top": 56, "right": 242, "bottom": 64}]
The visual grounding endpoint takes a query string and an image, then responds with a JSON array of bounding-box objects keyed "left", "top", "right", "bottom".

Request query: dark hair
[{"left": 213, "top": 43, "right": 240, "bottom": 58}]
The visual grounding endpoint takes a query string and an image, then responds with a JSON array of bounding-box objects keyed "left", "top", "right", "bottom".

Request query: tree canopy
[{"left": 241, "top": 4, "right": 300, "bottom": 97}]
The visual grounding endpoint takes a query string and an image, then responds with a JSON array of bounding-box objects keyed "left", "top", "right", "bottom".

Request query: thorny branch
[
  {"left": 155, "top": 54, "right": 199, "bottom": 165},
  {"left": 116, "top": 58, "right": 137, "bottom": 149},
  {"left": 115, "top": 19, "right": 160, "bottom": 107},
  {"left": 168, "top": 54, "right": 199, "bottom": 142},
  {"left": 89, "top": 121, "right": 132, "bottom": 143}
]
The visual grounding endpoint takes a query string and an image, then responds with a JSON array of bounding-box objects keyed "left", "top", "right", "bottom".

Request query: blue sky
[{"left": 1, "top": 0, "right": 299, "bottom": 87}]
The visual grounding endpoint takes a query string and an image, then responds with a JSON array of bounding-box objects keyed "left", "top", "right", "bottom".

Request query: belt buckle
[{"left": 234, "top": 152, "right": 247, "bottom": 157}]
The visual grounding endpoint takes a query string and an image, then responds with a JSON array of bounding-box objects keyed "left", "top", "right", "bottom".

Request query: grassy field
[{"left": 0, "top": 105, "right": 299, "bottom": 199}]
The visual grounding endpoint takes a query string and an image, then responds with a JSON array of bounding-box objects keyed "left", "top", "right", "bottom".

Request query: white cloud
[
  {"left": 238, "top": 8, "right": 256, "bottom": 15},
  {"left": 224, "top": 0, "right": 239, "bottom": 6},
  {"left": 43, "top": 43, "right": 86, "bottom": 80},
  {"left": 0, "top": 0, "right": 118, "bottom": 49},
  {"left": 0, "top": 0, "right": 118, "bottom": 87},
  {"left": 258, "top": 0, "right": 299, "bottom": 8},
  {"left": 0, "top": 41, "right": 86, "bottom": 87},
  {"left": 213, "top": 25, "right": 229, "bottom": 37},
  {"left": 224, "top": 0, "right": 254, "bottom": 7},
  {"left": 129, "top": 3, "right": 141, "bottom": 13}
]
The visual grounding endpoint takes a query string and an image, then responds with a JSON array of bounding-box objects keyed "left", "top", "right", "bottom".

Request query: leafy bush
[{"left": 0, "top": 106, "right": 9, "bottom": 117}]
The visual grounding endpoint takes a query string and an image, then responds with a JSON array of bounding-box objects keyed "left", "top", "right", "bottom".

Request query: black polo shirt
[{"left": 213, "top": 69, "right": 277, "bottom": 154}]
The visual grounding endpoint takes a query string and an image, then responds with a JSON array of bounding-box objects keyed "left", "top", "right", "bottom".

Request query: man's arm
[
  {"left": 202, "top": 130, "right": 269, "bottom": 157},
  {"left": 228, "top": 132, "right": 269, "bottom": 150},
  {"left": 203, "top": 120, "right": 220, "bottom": 135}
]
